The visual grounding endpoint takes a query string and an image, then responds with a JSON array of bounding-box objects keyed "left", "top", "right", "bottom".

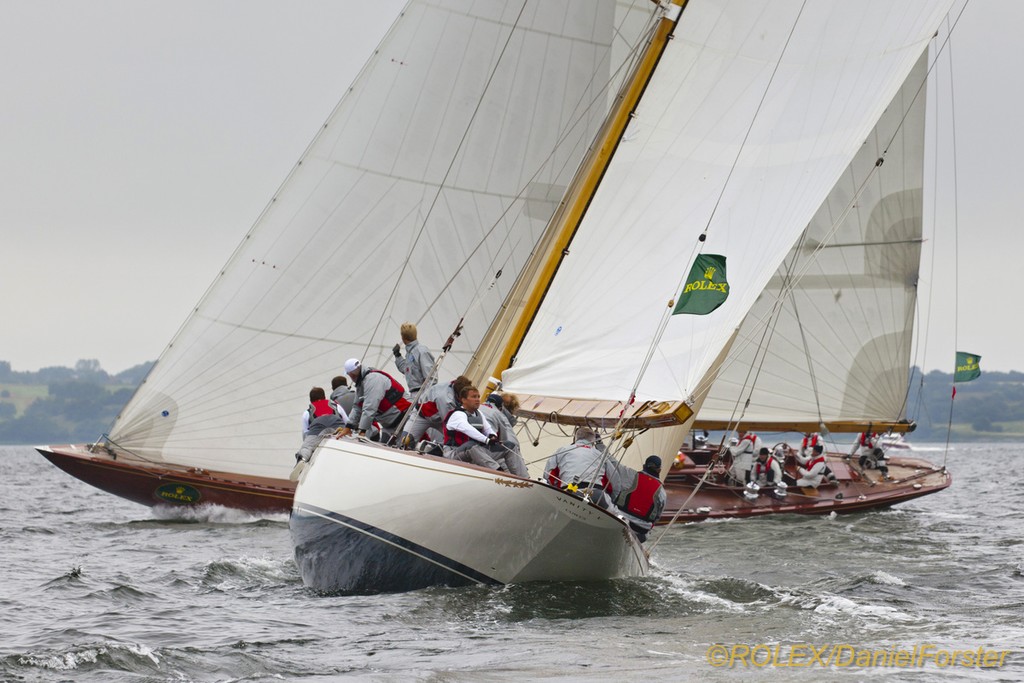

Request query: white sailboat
[
  {"left": 38, "top": 0, "right": 645, "bottom": 510},
  {"left": 293, "top": 0, "right": 957, "bottom": 592}
]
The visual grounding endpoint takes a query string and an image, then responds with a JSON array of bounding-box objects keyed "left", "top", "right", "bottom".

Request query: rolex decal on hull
[{"left": 155, "top": 483, "right": 202, "bottom": 505}]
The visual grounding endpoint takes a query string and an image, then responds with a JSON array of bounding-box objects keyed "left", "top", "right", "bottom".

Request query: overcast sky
[{"left": 1, "top": 0, "right": 1019, "bottom": 375}]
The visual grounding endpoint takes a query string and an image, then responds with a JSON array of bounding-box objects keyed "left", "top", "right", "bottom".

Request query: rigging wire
[
  {"left": 943, "top": 16, "right": 961, "bottom": 468},
  {"left": 675, "top": 0, "right": 973, "bottom": 447},
  {"left": 577, "top": 1, "right": 812, "bottom": 502},
  {"left": 123, "top": 4, "right": 658, "bottom": 431}
]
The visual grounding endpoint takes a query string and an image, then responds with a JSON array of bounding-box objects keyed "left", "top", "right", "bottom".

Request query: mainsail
[
  {"left": 696, "top": 52, "right": 931, "bottom": 434},
  {"left": 107, "top": 0, "right": 638, "bottom": 478},
  {"left": 500, "top": 0, "right": 954, "bottom": 429}
]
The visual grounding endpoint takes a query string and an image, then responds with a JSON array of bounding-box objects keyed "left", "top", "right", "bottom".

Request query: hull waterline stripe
[{"left": 294, "top": 502, "right": 502, "bottom": 586}]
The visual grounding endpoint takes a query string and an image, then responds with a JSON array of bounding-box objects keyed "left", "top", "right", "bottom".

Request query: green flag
[
  {"left": 954, "top": 351, "right": 981, "bottom": 383},
  {"left": 672, "top": 254, "right": 729, "bottom": 315}
]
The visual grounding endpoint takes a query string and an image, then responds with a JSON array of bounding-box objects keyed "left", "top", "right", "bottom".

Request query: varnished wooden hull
[
  {"left": 36, "top": 444, "right": 294, "bottom": 513},
  {"left": 660, "top": 453, "right": 950, "bottom": 523}
]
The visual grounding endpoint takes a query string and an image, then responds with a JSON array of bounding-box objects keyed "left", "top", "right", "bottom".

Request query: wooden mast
[{"left": 467, "top": 1, "right": 690, "bottom": 427}]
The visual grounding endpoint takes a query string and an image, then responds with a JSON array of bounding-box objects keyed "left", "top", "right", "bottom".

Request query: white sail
[
  {"left": 697, "top": 52, "right": 930, "bottom": 430},
  {"left": 108, "top": 0, "right": 632, "bottom": 477},
  {"left": 502, "top": 0, "right": 954, "bottom": 408}
]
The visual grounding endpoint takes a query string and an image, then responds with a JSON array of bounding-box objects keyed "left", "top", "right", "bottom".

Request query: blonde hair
[
  {"left": 502, "top": 393, "right": 520, "bottom": 413},
  {"left": 400, "top": 322, "right": 418, "bottom": 343}
]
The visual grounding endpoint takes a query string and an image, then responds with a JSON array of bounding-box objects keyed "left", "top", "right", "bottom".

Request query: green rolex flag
[
  {"left": 673, "top": 254, "right": 729, "bottom": 315},
  {"left": 954, "top": 351, "right": 981, "bottom": 383}
]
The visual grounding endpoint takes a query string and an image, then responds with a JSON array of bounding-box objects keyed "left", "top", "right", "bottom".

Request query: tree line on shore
[
  {"left": 0, "top": 360, "right": 1021, "bottom": 445},
  {"left": 0, "top": 360, "right": 152, "bottom": 444}
]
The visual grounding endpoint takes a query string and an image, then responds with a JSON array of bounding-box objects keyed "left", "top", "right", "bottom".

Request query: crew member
[
  {"left": 614, "top": 455, "right": 667, "bottom": 542},
  {"left": 392, "top": 322, "right": 437, "bottom": 395},
  {"left": 329, "top": 375, "right": 357, "bottom": 417},
  {"left": 442, "top": 385, "right": 521, "bottom": 473},
  {"left": 401, "top": 375, "right": 471, "bottom": 446},
  {"left": 301, "top": 386, "right": 345, "bottom": 437},
  {"left": 797, "top": 432, "right": 823, "bottom": 465},
  {"left": 850, "top": 431, "right": 879, "bottom": 459},
  {"left": 728, "top": 432, "right": 762, "bottom": 484},
  {"left": 295, "top": 387, "right": 345, "bottom": 464},
  {"left": 796, "top": 443, "right": 835, "bottom": 488},
  {"left": 338, "top": 358, "right": 411, "bottom": 442},
  {"left": 751, "top": 447, "right": 783, "bottom": 487},
  {"left": 859, "top": 446, "right": 891, "bottom": 480},
  {"left": 543, "top": 427, "right": 617, "bottom": 508}
]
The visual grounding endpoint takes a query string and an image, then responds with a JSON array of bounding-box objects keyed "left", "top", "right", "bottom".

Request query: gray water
[{"left": 1, "top": 444, "right": 1020, "bottom": 682}]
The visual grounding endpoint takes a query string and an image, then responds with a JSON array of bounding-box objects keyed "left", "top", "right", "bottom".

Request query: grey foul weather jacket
[
  {"left": 330, "top": 386, "right": 357, "bottom": 417},
  {"left": 346, "top": 368, "right": 410, "bottom": 432},
  {"left": 479, "top": 403, "right": 519, "bottom": 448},
  {"left": 394, "top": 340, "right": 437, "bottom": 392}
]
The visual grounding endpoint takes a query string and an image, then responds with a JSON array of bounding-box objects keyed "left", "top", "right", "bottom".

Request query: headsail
[
  {"left": 107, "top": 0, "right": 631, "bottom": 477},
  {"left": 695, "top": 52, "right": 931, "bottom": 434},
  {"left": 500, "top": 0, "right": 955, "bottom": 422}
]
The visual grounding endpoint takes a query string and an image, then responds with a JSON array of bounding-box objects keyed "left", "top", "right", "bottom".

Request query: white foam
[
  {"left": 18, "top": 642, "right": 159, "bottom": 671},
  {"left": 657, "top": 572, "right": 758, "bottom": 611},
  {"left": 151, "top": 504, "right": 288, "bottom": 525},
  {"left": 870, "top": 570, "right": 907, "bottom": 586},
  {"left": 203, "top": 554, "right": 297, "bottom": 590}
]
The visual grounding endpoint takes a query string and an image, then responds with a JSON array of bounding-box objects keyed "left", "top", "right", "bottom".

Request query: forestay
[
  {"left": 502, "top": 0, "right": 955, "bottom": 411},
  {"left": 107, "top": 0, "right": 629, "bottom": 477}
]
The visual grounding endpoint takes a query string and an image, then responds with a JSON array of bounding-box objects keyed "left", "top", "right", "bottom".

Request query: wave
[
  {"left": 150, "top": 504, "right": 289, "bottom": 525},
  {"left": 8, "top": 641, "right": 159, "bottom": 674},
  {"left": 200, "top": 555, "right": 300, "bottom": 592}
]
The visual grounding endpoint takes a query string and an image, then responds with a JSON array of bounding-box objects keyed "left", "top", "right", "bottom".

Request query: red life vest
[
  {"left": 309, "top": 399, "right": 337, "bottom": 419},
  {"left": 753, "top": 455, "right": 777, "bottom": 481},
  {"left": 546, "top": 466, "right": 561, "bottom": 487},
  {"left": 801, "top": 433, "right": 819, "bottom": 450},
  {"left": 367, "top": 369, "right": 411, "bottom": 414},
  {"left": 858, "top": 432, "right": 877, "bottom": 447},
  {"left": 738, "top": 433, "right": 758, "bottom": 452},
  {"left": 418, "top": 381, "right": 454, "bottom": 418},
  {"left": 807, "top": 455, "right": 826, "bottom": 471},
  {"left": 620, "top": 472, "right": 663, "bottom": 522}
]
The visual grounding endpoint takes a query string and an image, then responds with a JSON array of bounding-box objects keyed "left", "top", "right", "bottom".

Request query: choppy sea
[{"left": 1, "top": 443, "right": 1021, "bottom": 682}]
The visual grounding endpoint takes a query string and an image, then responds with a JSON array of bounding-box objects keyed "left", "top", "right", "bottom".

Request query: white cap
[{"left": 344, "top": 358, "right": 361, "bottom": 375}]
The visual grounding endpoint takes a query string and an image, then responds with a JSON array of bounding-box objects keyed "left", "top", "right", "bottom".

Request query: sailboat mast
[{"left": 468, "top": 0, "right": 687, "bottom": 390}]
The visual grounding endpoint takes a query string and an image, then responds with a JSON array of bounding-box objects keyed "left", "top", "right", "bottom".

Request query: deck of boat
[{"left": 659, "top": 453, "right": 950, "bottom": 523}]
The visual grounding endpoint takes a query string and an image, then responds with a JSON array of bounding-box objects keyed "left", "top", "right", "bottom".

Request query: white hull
[
  {"left": 880, "top": 435, "right": 913, "bottom": 450},
  {"left": 290, "top": 438, "right": 649, "bottom": 593}
]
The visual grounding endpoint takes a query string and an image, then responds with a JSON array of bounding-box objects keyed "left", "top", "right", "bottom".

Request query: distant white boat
[{"left": 880, "top": 433, "right": 913, "bottom": 451}]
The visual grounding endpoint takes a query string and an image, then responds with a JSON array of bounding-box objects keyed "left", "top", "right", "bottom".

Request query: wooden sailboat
[{"left": 293, "top": 0, "right": 957, "bottom": 593}]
